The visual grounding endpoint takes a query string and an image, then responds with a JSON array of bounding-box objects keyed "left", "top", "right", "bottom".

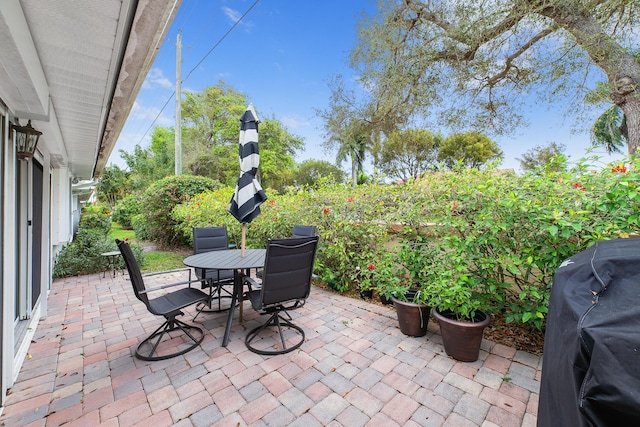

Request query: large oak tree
[{"left": 351, "top": 0, "right": 640, "bottom": 156}]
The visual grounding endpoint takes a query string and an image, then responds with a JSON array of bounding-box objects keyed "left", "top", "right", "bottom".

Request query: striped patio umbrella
[{"left": 228, "top": 104, "right": 267, "bottom": 255}]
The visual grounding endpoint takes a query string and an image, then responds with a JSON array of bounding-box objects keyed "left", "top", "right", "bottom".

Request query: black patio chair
[
  {"left": 192, "top": 226, "right": 235, "bottom": 314},
  {"left": 243, "top": 236, "right": 319, "bottom": 355},
  {"left": 256, "top": 225, "right": 316, "bottom": 279},
  {"left": 116, "top": 239, "right": 208, "bottom": 361}
]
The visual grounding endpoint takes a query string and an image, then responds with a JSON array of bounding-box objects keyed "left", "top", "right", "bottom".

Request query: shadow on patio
[{"left": 1, "top": 269, "right": 540, "bottom": 426}]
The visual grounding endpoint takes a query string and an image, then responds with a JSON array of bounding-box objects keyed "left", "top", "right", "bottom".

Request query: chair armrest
[
  {"left": 139, "top": 278, "right": 203, "bottom": 294},
  {"left": 244, "top": 276, "right": 262, "bottom": 291}
]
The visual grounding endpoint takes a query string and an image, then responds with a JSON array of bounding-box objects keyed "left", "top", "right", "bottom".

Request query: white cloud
[
  {"left": 222, "top": 6, "right": 254, "bottom": 32},
  {"left": 130, "top": 101, "right": 173, "bottom": 127},
  {"left": 142, "top": 68, "right": 173, "bottom": 90},
  {"left": 281, "top": 115, "right": 311, "bottom": 129},
  {"left": 222, "top": 6, "right": 242, "bottom": 23}
]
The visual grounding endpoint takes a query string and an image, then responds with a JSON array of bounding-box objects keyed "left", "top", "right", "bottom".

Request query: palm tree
[
  {"left": 591, "top": 106, "right": 628, "bottom": 154},
  {"left": 336, "top": 131, "right": 367, "bottom": 187}
]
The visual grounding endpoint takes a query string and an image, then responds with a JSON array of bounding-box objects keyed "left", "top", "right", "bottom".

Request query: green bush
[
  {"left": 393, "top": 155, "right": 639, "bottom": 329},
  {"left": 174, "top": 183, "right": 398, "bottom": 293},
  {"left": 169, "top": 155, "right": 639, "bottom": 331},
  {"left": 140, "top": 175, "right": 221, "bottom": 246},
  {"left": 131, "top": 213, "right": 150, "bottom": 241},
  {"left": 82, "top": 204, "right": 110, "bottom": 215},
  {"left": 53, "top": 230, "right": 144, "bottom": 277},
  {"left": 79, "top": 210, "right": 111, "bottom": 235},
  {"left": 54, "top": 204, "right": 144, "bottom": 277},
  {"left": 112, "top": 195, "right": 141, "bottom": 229}
]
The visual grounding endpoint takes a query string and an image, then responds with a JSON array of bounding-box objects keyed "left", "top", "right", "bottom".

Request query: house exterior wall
[{"left": 0, "top": 0, "right": 180, "bottom": 409}]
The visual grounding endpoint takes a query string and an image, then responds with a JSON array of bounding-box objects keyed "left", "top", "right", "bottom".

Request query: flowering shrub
[
  {"left": 395, "top": 155, "right": 640, "bottom": 328},
  {"left": 170, "top": 155, "right": 639, "bottom": 330}
]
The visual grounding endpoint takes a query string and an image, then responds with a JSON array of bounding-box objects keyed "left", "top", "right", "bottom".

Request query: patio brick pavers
[{"left": 0, "top": 270, "right": 541, "bottom": 426}]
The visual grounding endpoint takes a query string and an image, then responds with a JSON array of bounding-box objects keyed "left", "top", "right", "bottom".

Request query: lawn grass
[
  {"left": 109, "top": 222, "right": 192, "bottom": 273},
  {"left": 141, "top": 251, "right": 188, "bottom": 273},
  {"left": 109, "top": 223, "right": 135, "bottom": 242}
]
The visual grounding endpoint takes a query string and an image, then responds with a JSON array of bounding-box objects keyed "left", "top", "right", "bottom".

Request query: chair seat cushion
[{"left": 149, "top": 287, "right": 208, "bottom": 316}]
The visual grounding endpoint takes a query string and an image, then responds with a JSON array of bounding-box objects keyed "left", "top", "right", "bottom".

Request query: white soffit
[{"left": 0, "top": 0, "right": 180, "bottom": 178}]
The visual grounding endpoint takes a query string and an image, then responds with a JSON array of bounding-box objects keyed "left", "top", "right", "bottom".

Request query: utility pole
[{"left": 175, "top": 32, "right": 182, "bottom": 175}]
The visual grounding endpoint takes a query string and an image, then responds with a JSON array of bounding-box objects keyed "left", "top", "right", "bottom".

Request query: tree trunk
[
  {"left": 620, "top": 93, "right": 640, "bottom": 156},
  {"left": 351, "top": 155, "right": 357, "bottom": 187}
]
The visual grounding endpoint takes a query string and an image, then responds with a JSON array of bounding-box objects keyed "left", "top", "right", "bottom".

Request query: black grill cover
[{"left": 538, "top": 238, "right": 640, "bottom": 427}]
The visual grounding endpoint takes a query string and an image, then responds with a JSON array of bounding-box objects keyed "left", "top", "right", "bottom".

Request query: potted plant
[
  {"left": 390, "top": 287, "right": 432, "bottom": 337},
  {"left": 357, "top": 263, "right": 376, "bottom": 299},
  {"left": 396, "top": 235, "right": 492, "bottom": 361},
  {"left": 426, "top": 240, "right": 493, "bottom": 361},
  {"left": 429, "top": 268, "right": 491, "bottom": 362},
  {"left": 377, "top": 242, "right": 434, "bottom": 337},
  {"left": 371, "top": 253, "right": 401, "bottom": 305}
]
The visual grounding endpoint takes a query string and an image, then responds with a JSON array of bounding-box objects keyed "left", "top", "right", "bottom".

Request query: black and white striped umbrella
[{"left": 228, "top": 104, "right": 267, "bottom": 253}]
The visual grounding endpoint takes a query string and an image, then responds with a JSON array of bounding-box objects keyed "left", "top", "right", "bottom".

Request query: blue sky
[{"left": 109, "top": 0, "right": 625, "bottom": 174}]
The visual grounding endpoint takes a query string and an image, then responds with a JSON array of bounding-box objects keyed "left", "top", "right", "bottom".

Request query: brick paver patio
[{"left": 0, "top": 269, "right": 541, "bottom": 426}]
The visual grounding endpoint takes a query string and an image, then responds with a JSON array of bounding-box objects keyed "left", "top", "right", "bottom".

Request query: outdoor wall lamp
[{"left": 12, "top": 119, "right": 42, "bottom": 159}]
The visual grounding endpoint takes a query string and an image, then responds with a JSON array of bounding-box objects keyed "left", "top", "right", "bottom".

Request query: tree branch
[
  {"left": 403, "top": 0, "right": 528, "bottom": 61},
  {"left": 486, "top": 28, "right": 554, "bottom": 87}
]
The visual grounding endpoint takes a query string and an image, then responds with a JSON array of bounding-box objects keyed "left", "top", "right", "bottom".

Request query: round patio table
[{"left": 183, "top": 249, "right": 266, "bottom": 346}]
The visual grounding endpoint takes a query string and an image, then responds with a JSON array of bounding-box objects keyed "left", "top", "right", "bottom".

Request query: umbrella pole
[{"left": 241, "top": 223, "right": 246, "bottom": 257}]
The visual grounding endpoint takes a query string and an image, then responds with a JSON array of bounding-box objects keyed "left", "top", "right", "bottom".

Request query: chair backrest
[
  {"left": 116, "top": 239, "right": 150, "bottom": 309},
  {"left": 291, "top": 225, "right": 316, "bottom": 239},
  {"left": 193, "top": 226, "right": 229, "bottom": 255},
  {"left": 260, "top": 236, "right": 319, "bottom": 307}
]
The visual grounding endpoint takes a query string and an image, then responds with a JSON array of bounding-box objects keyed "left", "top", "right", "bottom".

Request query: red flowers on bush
[
  {"left": 573, "top": 183, "right": 586, "bottom": 191},
  {"left": 323, "top": 208, "right": 330, "bottom": 214},
  {"left": 611, "top": 164, "right": 627, "bottom": 173},
  {"left": 368, "top": 263, "right": 375, "bottom": 271}
]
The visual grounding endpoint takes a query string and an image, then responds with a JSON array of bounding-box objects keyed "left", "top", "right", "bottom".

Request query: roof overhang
[{"left": 0, "top": 0, "right": 181, "bottom": 179}]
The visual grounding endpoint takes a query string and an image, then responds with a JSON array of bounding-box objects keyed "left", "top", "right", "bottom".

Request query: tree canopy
[
  {"left": 115, "top": 82, "right": 305, "bottom": 193},
  {"left": 294, "top": 159, "right": 346, "bottom": 188},
  {"left": 316, "top": 75, "right": 373, "bottom": 187},
  {"left": 96, "top": 164, "right": 128, "bottom": 208},
  {"left": 518, "top": 142, "right": 567, "bottom": 173},
  {"left": 373, "top": 128, "right": 442, "bottom": 181},
  {"left": 351, "top": 0, "right": 640, "bottom": 155},
  {"left": 438, "top": 131, "right": 503, "bottom": 169},
  {"left": 119, "top": 127, "right": 175, "bottom": 192}
]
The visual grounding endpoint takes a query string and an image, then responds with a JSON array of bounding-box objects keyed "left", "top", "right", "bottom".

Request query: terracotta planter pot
[
  {"left": 433, "top": 308, "right": 489, "bottom": 362},
  {"left": 392, "top": 297, "right": 431, "bottom": 337}
]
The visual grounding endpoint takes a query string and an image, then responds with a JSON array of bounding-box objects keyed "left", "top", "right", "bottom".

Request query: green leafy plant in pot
[
  {"left": 395, "top": 233, "right": 492, "bottom": 361},
  {"left": 427, "top": 248, "right": 492, "bottom": 362},
  {"left": 371, "top": 251, "right": 402, "bottom": 305},
  {"left": 384, "top": 239, "right": 436, "bottom": 337}
]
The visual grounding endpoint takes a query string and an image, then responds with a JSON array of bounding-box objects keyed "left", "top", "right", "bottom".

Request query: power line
[
  {"left": 137, "top": 91, "right": 175, "bottom": 147},
  {"left": 135, "top": 0, "right": 261, "bottom": 147},
  {"left": 183, "top": 0, "right": 260, "bottom": 83}
]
